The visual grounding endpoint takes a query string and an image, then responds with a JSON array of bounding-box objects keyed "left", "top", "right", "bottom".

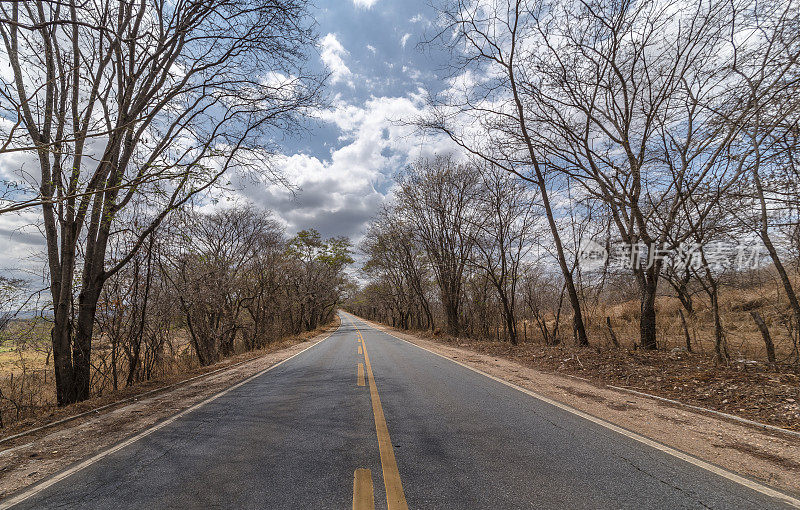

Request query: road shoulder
[{"left": 362, "top": 319, "right": 800, "bottom": 497}]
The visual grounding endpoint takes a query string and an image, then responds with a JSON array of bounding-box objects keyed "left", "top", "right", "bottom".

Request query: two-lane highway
[{"left": 3, "top": 312, "right": 798, "bottom": 509}]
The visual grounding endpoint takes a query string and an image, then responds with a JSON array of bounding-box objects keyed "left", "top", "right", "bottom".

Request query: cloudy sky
[
  {"left": 241, "top": 0, "right": 457, "bottom": 241},
  {"left": 0, "top": 0, "right": 459, "bottom": 279}
]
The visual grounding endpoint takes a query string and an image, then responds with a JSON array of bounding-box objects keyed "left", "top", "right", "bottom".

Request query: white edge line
[
  {"left": 351, "top": 315, "right": 800, "bottom": 509},
  {"left": 0, "top": 325, "right": 339, "bottom": 510}
]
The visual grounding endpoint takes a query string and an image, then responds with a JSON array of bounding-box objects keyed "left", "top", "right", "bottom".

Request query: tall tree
[
  {"left": 423, "top": 0, "right": 591, "bottom": 345},
  {"left": 362, "top": 207, "right": 435, "bottom": 331},
  {"left": 395, "top": 155, "right": 480, "bottom": 336},
  {"left": 470, "top": 165, "right": 538, "bottom": 344},
  {"left": 0, "top": 0, "right": 321, "bottom": 403}
]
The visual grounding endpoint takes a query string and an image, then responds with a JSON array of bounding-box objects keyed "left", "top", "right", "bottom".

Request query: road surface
[{"left": 2, "top": 312, "right": 798, "bottom": 509}]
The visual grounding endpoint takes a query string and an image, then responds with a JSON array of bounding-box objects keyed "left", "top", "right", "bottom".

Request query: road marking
[
  {"left": 0, "top": 326, "right": 340, "bottom": 510},
  {"left": 347, "top": 314, "right": 800, "bottom": 509},
  {"left": 352, "top": 468, "right": 375, "bottom": 510},
  {"left": 358, "top": 345, "right": 363, "bottom": 355},
  {"left": 346, "top": 316, "right": 408, "bottom": 510},
  {"left": 357, "top": 363, "right": 365, "bottom": 386}
]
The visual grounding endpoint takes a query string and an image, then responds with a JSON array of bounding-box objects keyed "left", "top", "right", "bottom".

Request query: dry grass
[
  {"left": 574, "top": 273, "right": 800, "bottom": 362},
  {"left": 0, "top": 320, "right": 51, "bottom": 376}
]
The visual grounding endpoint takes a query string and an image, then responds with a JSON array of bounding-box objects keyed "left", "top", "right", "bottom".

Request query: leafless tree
[
  {"left": 470, "top": 164, "right": 539, "bottom": 344},
  {"left": 422, "top": 0, "right": 591, "bottom": 345},
  {"left": 728, "top": 0, "right": 800, "bottom": 352},
  {"left": 239, "top": 221, "right": 286, "bottom": 350},
  {"left": 395, "top": 155, "right": 481, "bottom": 336},
  {"left": 163, "top": 207, "right": 277, "bottom": 365},
  {"left": 362, "top": 208, "right": 435, "bottom": 330},
  {"left": 521, "top": 265, "right": 566, "bottom": 345},
  {"left": 0, "top": 0, "right": 321, "bottom": 403}
]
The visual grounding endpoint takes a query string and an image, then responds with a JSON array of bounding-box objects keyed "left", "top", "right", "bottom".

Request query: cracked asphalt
[{"left": 3, "top": 312, "right": 796, "bottom": 509}]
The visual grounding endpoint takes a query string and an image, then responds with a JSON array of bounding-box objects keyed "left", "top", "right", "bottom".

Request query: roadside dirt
[
  {"left": 439, "top": 339, "right": 800, "bottom": 431},
  {"left": 0, "top": 323, "right": 338, "bottom": 500},
  {"left": 364, "top": 320, "right": 800, "bottom": 497}
]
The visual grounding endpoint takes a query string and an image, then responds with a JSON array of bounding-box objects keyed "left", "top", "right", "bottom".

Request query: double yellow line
[{"left": 347, "top": 314, "right": 408, "bottom": 510}]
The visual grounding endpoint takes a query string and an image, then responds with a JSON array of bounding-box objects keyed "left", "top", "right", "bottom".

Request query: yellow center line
[
  {"left": 345, "top": 314, "right": 409, "bottom": 510},
  {"left": 352, "top": 468, "right": 375, "bottom": 510},
  {"left": 358, "top": 345, "right": 363, "bottom": 355},
  {"left": 357, "top": 363, "right": 366, "bottom": 386}
]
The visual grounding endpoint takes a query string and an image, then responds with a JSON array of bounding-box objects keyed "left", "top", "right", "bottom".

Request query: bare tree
[
  {"left": 395, "top": 155, "right": 481, "bottom": 336},
  {"left": 521, "top": 266, "right": 566, "bottom": 345},
  {"left": 423, "top": 0, "right": 590, "bottom": 345},
  {"left": 470, "top": 165, "right": 538, "bottom": 344},
  {"left": 505, "top": 0, "right": 785, "bottom": 349},
  {"left": 362, "top": 207, "right": 435, "bottom": 330},
  {"left": 729, "top": 0, "right": 800, "bottom": 351},
  {"left": 0, "top": 0, "right": 321, "bottom": 403},
  {"left": 239, "top": 220, "right": 286, "bottom": 350},
  {"left": 164, "top": 207, "right": 276, "bottom": 365}
]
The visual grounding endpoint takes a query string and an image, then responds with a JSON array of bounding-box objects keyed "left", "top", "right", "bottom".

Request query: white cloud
[
  {"left": 233, "top": 93, "right": 458, "bottom": 242},
  {"left": 353, "top": 0, "right": 379, "bottom": 8},
  {"left": 400, "top": 33, "right": 412, "bottom": 48},
  {"left": 402, "top": 66, "right": 422, "bottom": 80},
  {"left": 319, "top": 33, "right": 353, "bottom": 86},
  {"left": 366, "top": 44, "right": 377, "bottom": 55}
]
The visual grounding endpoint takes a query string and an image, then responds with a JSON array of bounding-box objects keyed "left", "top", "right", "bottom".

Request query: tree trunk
[
  {"left": 423, "top": 302, "right": 434, "bottom": 332},
  {"left": 678, "top": 309, "right": 693, "bottom": 353},
  {"left": 710, "top": 288, "right": 728, "bottom": 363},
  {"left": 606, "top": 317, "right": 620, "bottom": 348},
  {"left": 750, "top": 310, "right": 776, "bottom": 365},
  {"left": 640, "top": 281, "right": 658, "bottom": 350},
  {"left": 753, "top": 168, "right": 800, "bottom": 338},
  {"left": 496, "top": 287, "right": 518, "bottom": 345},
  {"left": 759, "top": 231, "right": 800, "bottom": 335},
  {"left": 51, "top": 317, "right": 76, "bottom": 406},
  {"left": 505, "top": 313, "right": 517, "bottom": 345},
  {"left": 50, "top": 240, "right": 79, "bottom": 405},
  {"left": 507, "top": 62, "right": 588, "bottom": 347},
  {"left": 73, "top": 282, "right": 103, "bottom": 402},
  {"left": 443, "top": 294, "right": 460, "bottom": 337}
]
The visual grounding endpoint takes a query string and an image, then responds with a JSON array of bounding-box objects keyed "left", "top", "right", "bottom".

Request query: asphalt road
[{"left": 3, "top": 312, "right": 798, "bottom": 509}]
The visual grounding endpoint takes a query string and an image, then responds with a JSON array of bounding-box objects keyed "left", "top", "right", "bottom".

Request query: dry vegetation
[
  {"left": 0, "top": 0, "right": 324, "bottom": 407},
  {"left": 347, "top": 155, "right": 800, "bottom": 432},
  {"left": 595, "top": 273, "right": 800, "bottom": 360}
]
